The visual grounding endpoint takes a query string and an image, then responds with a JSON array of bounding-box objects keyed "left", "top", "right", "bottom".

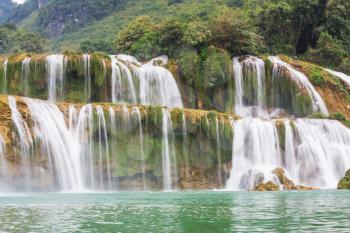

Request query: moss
[
  {"left": 275, "top": 121, "right": 286, "bottom": 165},
  {"left": 294, "top": 94, "right": 313, "bottom": 117},
  {"left": 176, "top": 48, "right": 200, "bottom": 87},
  {"left": 330, "top": 112, "right": 350, "bottom": 128},
  {"left": 306, "top": 112, "right": 328, "bottom": 119},
  {"left": 169, "top": 108, "right": 184, "bottom": 132},
  {"left": 309, "top": 68, "right": 325, "bottom": 86},
  {"left": 202, "top": 47, "right": 232, "bottom": 90},
  {"left": 207, "top": 110, "right": 217, "bottom": 121},
  {"left": 338, "top": 169, "right": 350, "bottom": 189},
  {"left": 147, "top": 106, "right": 163, "bottom": 126}
]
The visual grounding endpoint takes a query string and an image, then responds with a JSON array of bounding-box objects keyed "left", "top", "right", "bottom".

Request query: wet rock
[
  {"left": 272, "top": 167, "right": 296, "bottom": 190},
  {"left": 254, "top": 181, "right": 280, "bottom": 191},
  {"left": 338, "top": 169, "right": 350, "bottom": 189}
]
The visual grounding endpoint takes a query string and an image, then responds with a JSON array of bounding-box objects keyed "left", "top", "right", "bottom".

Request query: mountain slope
[
  {"left": 7, "top": 0, "right": 241, "bottom": 51},
  {"left": 0, "top": 0, "right": 16, "bottom": 23}
]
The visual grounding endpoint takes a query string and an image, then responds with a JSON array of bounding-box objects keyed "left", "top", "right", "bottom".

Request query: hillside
[
  {"left": 0, "top": 0, "right": 15, "bottom": 23},
  {"left": 3, "top": 0, "right": 244, "bottom": 50},
  {"left": 0, "top": 0, "right": 349, "bottom": 74}
]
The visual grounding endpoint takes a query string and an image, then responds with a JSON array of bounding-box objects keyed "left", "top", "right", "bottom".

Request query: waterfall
[
  {"left": 290, "top": 119, "right": 350, "bottom": 188},
  {"left": 284, "top": 120, "right": 298, "bottom": 182},
  {"left": 110, "top": 55, "right": 137, "bottom": 104},
  {"left": 137, "top": 65, "right": 183, "bottom": 108},
  {"left": 8, "top": 97, "right": 33, "bottom": 160},
  {"left": 83, "top": 54, "right": 91, "bottom": 101},
  {"left": 215, "top": 117, "right": 222, "bottom": 185},
  {"left": 0, "top": 134, "right": 8, "bottom": 191},
  {"left": 72, "top": 104, "right": 95, "bottom": 189},
  {"left": 325, "top": 69, "right": 350, "bottom": 87},
  {"left": 269, "top": 56, "right": 329, "bottom": 116},
  {"left": 226, "top": 118, "right": 282, "bottom": 190},
  {"left": 24, "top": 98, "right": 85, "bottom": 191},
  {"left": 226, "top": 117, "right": 350, "bottom": 190},
  {"left": 131, "top": 107, "right": 146, "bottom": 190},
  {"left": 96, "top": 106, "right": 112, "bottom": 190},
  {"left": 242, "top": 56, "right": 265, "bottom": 107},
  {"left": 110, "top": 55, "right": 183, "bottom": 108},
  {"left": 233, "top": 56, "right": 269, "bottom": 118},
  {"left": 2, "top": 59, "right": 8, "bottom": 94},
  {"left": 162, "top": 108, "right": 173, "bottom": 191},
  {"left": 22, "top": 57, "right": 31, "bottom": 96},
  {"left": 47, "top": 54, "right": 65, "bottom": 102},
  {"left": 233, "top": 57, "right": 244, "bottom": 110},
  {"left": 108, "top": 107, "right": 118, "bottom": 189}
]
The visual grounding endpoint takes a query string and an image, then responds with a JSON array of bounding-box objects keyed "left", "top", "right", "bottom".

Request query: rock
[
  {"left": 272, "top": 167, "right": 296, "bottom": 190},
  {"left": 338, "top": 169, "right": 350, "bottom": 189},
  {"left": 254, "top": 181, "right": 280, "bottom": 191},
  {"left": 295, "top": 185, "right": 318, "bottom": 191}
]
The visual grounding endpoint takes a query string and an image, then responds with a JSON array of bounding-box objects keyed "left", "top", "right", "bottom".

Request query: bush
[
  {"left": 114, "top": 16, "right": 160, "bottom": 60},
  {"left": 202, "top": 47, "right": 232, "bottom": 89},
  {"left": 158, "top": 19, "right": 184, "bottom": 56},
  {"left": 183, "top": 21, "right": 211, "bottom": 49},
  {"left": 305, "top": 32, "right": 347, "bottom": 67},
  {"left": 309, "top": 69, "right": 325, "bottom": 86},
  {"left": 209, "top": 8, "right": 262, "bottom": 55},
  {"left": 176, "top": 48, "right": 201, "bottom": 86}
]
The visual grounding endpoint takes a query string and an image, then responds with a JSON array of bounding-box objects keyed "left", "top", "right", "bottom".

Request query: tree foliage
[{"left": 0, "top": 25, "right": 47, "bottom": 54}]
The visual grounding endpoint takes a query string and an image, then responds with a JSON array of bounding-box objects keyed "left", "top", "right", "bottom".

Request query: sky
[{"left": 12, "top": 0, "right": 26, "bottom": 4}]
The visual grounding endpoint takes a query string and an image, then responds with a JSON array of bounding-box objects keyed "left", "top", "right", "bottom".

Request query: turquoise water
[{"left": 0, "top": 191, "right": 349, "bottom": 232}]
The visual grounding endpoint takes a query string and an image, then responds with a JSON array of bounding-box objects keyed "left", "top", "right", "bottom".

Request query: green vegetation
[
  {"left": 0, "top": 0, "right": 15, "bottom": 23},
  {"left": 0, "top": 24, "right": 47, "bottom": 54},
  {"left": 1, "top": 0, "right": 348, "bottom": 75}
]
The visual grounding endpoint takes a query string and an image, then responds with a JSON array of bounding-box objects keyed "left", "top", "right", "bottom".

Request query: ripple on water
[{"left": 0, "top": 191, "right": 349, "bottom": 232}]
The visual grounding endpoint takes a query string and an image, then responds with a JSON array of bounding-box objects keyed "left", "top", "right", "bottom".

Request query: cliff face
[
  {"left": 0, "top": 0, "right": 15, "bottom": 23},
  {"left": 0, "top": 95, "right": 235, "bottom": 191},
  {"left": 1, "top": 53, "right": 349, "bottom": 120}
]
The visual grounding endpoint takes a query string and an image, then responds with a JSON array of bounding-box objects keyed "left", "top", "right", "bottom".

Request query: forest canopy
[{"left": 0, "top": 0, "right": 349, "bottom": 72}]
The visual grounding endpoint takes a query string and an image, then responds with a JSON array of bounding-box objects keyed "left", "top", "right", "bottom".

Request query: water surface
[{"left": 0, "top": 191, "right": 349, "bottom": 232}]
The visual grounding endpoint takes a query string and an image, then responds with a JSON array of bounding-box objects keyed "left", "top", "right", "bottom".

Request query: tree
[
  {"left": 158, "top": 19, "right": 184, "bottom": 56},
  {"left": 305, "top": 32, "right": 347, "bottom": 67},
  {"left": 80, "top": 40, "right": 113, "bottom": 53},
  {"left": 114, "top": 16, "right": 159, "bottom": 60},
  {"left": 210, "top": 8, "right": 262, "bottom": 55},
  {"left": 183, "top": 20, "right": 211, "bottom": 49},
  {"left": 0, "top": 26, "right": 47, "bottom": 53},
  {"left": 257, "top": 0, "right": 294, "bottom": 54}
]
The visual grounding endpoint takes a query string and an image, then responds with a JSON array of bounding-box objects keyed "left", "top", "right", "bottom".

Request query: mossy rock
[
  {"left": 203, "top": 47, "right": 232, "bottom": 89},
  {"left": 176, "top": 48, "right": 200, "bottom": 87},
  {"left": 338, "top": 169, "right": 350, "bottom": 189}
]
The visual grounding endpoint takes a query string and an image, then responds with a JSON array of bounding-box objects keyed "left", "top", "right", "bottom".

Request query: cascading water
[
  {"left": 325, "top": 69, "right": 350, "bottom": 87},
  {"left": 269, "top": 56, "right": 329, "bottom": 116},
  {"left": 131, "top": 107, "right": 146, "bottom": 190},
  {"left": 289, "top": 119, "right": 350, "bottom": 188},
  {"left": 226, "top": 118, "right": 282, "bottom": 190},
  {"left": 22, "top": 57, "right": 31, "bottom": 96},
  {"left": 0, "top": 134, "right": 8, "bottom": 190},
  {"left": 233, "top": 57, "right": 244, "bottom": 109},
  {"left": 110, "top": 55, "right": 183, "bottom": 108},
  {"left": 24, "top": 98, "right": 85, "bottom": 191},
  {"left": 232, "top": 56, "right": 269, "bottom": 118},
  {"left": 47, "top": 54, "right": 65, "bottom": 102},
  {"left": 96, "top": 106, "right": 112, "bottom": 190},
  {"left": 137, "top": 64, "right": 183, "bottom": 108},
  {"left": 2, "top": 59, "right": 8, "bottom": 94},
  {"left": 71, "top": 104, "right": 95, "bottom": 189},
  {"left": 215, "top": 117, "right": 222, "bottom": 185},
  {"left": 162, "top": 108, "right": 175, "bottom": 191},
  {"left": 284, "top": 120, "right": 298, "bottom": 182},
  {"left": 83, "top": 54, "right": 91, "bottom": 102},
  {"left": 110, "top": 55, "right": 138, "bottom": 104}
]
